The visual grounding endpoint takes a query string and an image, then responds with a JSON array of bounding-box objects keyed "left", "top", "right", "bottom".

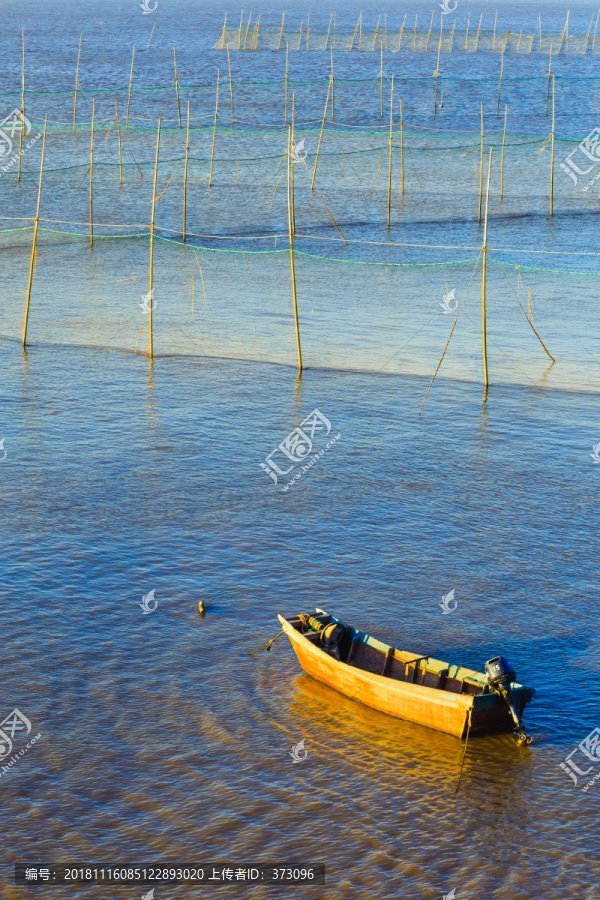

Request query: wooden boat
[{"left": 278, "top": 610, "right": 535, "bottom": 740}]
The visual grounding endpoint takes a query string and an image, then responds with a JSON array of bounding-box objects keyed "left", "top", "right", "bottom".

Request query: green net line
[
  {"left": 488, "top": 256, "right": 600, "bottom": 277},
  {"left": 16, "top": 122, "right": 556, "bottom": 141},
  {"left": 2, "top": 73, "right": 600, "bottom": 104},
  {"left": 0, "top": 131, "right": 575, "bottom": 177},
  {"left": 2, "top": 225, "right": 599, "bottom": 276},
  {"left": 6, "top": 116, "right": 586, "bottom": 144}
]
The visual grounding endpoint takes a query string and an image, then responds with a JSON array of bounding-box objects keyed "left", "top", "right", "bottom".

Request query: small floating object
[
  {"left": 277, "top": 610, "right": 535, "bottom": 742},
  {"left": 198, "top": 601, "right": 206, "bottom": 617}
]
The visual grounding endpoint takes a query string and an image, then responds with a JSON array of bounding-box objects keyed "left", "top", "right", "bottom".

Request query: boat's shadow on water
[{"left": 285, "top": 673, "right": 537, "bottom": 790}]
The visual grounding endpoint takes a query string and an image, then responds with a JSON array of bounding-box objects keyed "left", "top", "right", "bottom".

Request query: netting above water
[
  {"left": 0, "top": 12, "right": 599, "bottom": 395},
  {"left": 1, "top": 229, "right": 598, "bottom": 394},
  {"left": 2, "top": 71, "right": 600, "bottom": 130},
  {"left": 215, "top": 28, "right": 600, "bottom": 55},
  {"left": 1, "top": 120, "right": 598, "bottom": 242}
]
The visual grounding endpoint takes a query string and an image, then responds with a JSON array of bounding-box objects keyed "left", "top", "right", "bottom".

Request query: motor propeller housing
[{"left": 485, "top": 656, "right": 532, "bottom": 745}]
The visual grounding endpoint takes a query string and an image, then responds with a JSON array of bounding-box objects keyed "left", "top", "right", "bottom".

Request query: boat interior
[{"left": 286, "top": 612, "right": 493, "bottom": 696}]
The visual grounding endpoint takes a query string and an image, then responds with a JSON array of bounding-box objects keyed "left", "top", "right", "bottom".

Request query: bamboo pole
[
  {"left": 496, "top": 45, "right": 504, "bottom": 115},
  {"left": 311, "top": 73, "right": 332, "bottom": 191},
  {"left": 115, "top": 100, "right": 123, "bottom": 186},
  {"left": 519, "top": 300, "right": 555, "bottom": 361},
  {"left": 284, "top": 43, "right": 289, "bottom": 121},
  {"left": 208, "top": 70, "right": 219, "bottom": 188},
  {"left": 474, "top": 13, "right": 483, "bottom": 52},
  {"left": 298, "top": 19, "right": 303, "bottom": 51},
  {"left": 387, "top": 75, "right": 394, "bottom": 227},
  {"left": 330, "top": 48, "right": 335, "bottom": 121},
  {"left": 500, "top": 104, "right": 507, "bottom": 199},
  {"left": 126, "top": 45, "right": 135, "bottom": 129},
  {"left": 373, "top": 15, "right": 381, "bottom": 51},
  {"left": 434, "top": 15, "right": 443, "bottom": 116},
  {"left": 196, "top": 256, "right": 207, "bottom": 308},
  {"left": 538, "top": 13, "right": 542, "bottom": 50},
  {"left": 379, "top": 43, "right": 384, "bottom": 117},
  {"left": 419, "top": 312, "right": 460, "bottom": 415},
  {"left": 478, "top": 102, "right": 484, "bottom": 224},
  {"left": 350, "top": 12, "right": 360, "bottom": 51},
  {"left": 287, "top": 125, "right": 302, "bottom": 376},
  {"left": 306, "top": 11, "right": 310, "bottom": 50},
  {"left": 147, "top": 22, "right": 156, "bottom": 50},
  {"left": 243, "top": 14, "right": 252, "bottom": 50},
  {"left": 450, "top": 20, "right": 455, "bottom": 52},
  {"left": 237, "top": 9, "right": 244, "bottom": 50},
  {"left": 89, "top": 98, "right": 94, "bottom": 248},
  {"left": 585, "top": 13, "right": 594, "bottom": 53},
  {"left": 546, "top": 41, "right": 553, "bottom": 114},
  {"left": 227, "top": 46, "right": 234, "bottom": 123},
  {"left": 173, "top": 47, "right": 182, "bottom": 128},
  {"left": 550, "top": 75, "right": 555, "bottom": 216},
  {"left": 332, "top": 11, "right": 337, "bottom": 50},
  {"left": 22, "top": 116, "right": 47, "bottom": 350},
  {"left": 359, "top": 11, "right": 363, "bottom": 50},
  {"left": 492, "top": 10, "right": 497, "bottom": 50},
  {"left": 482, "top": 147, "right": 493, "bottom": 395},
  {"left": 277, "top": 13, "right": 285, "bottom": 50},
  {"left": 465, "top": 13, "right": 470, "bottom": 50},
  {"left": 400, "top": 97, "right": 405, "bottom": 195},
  {"left": 412, "top": 15, "right": 418, "bottom": 50},
  {"left": 18, "top": 29, "right": 25, "bottom": 182},
  {"left": 398, "top": 13, "right": 406, "bottom": 51},
  {"left": 182, "top": 100, "right": 190, "bottom": 242},
  {"left": 527, "top": 286, "right": 534, "bottom": 323},
  {"left": 291, "top": 93, "right": 296, "bottom": 235},
  {"left": 219, "top": 13, "right": 228, "bottom": 50},
  {"left": 148, "top": 118, "right": 161, "bottom": 361},
  {"left": 517, "top": 30, "right": 523, "bottom": 52},
  {"left": 309, "top": 180, "right": 347, "bottom": 244},
  {"left": 253, "top": 15, "right": 260, "bottom": 51},
  {"left": 325, "top": 13, "right": 332, "bottom": 50},
  {"left": 73, "top": 32, "right": 82, "bottom": 133},
  {"left": 425, "top": 10, "right": 434, "bottom": 52},
  {"left": 557, "top": 11, "right": 569, "bottom": 53}
]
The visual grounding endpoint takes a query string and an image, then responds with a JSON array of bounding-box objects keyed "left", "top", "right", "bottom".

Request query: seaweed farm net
[
  {"left": 3, "top": 72, "right": 600, "bottom": 131},
  {"left": 2, "top": 223, "right": 600, "bottom": 393},
  {"left": 2, "top": 122, "right": 600, "bottom": 232},
  {"left": 1, "top": 32, "right": 600, "bottom": 394}
]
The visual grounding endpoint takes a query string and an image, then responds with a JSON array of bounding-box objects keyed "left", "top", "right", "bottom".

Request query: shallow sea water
[
  {"left": 1, "top": 340, "right": 599, "bottom": 899},
  {"left": 1, "top": 0, "right": 600, "bottom": 897}
]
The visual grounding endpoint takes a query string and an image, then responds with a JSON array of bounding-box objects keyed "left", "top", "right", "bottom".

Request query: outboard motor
[
  {"left": 299, "top": 614, "right": 345, "bottom": 659},
  {"left": 485, "top": 656, "right": 532, "bottom": 745}
]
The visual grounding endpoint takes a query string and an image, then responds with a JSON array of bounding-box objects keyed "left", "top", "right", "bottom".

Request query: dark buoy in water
[
  {"left": 485, "top": 656, "right": 532, "bottom": 745},
  {"left": 198, "top": 601, "right": 205, "bottom": 617}
]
